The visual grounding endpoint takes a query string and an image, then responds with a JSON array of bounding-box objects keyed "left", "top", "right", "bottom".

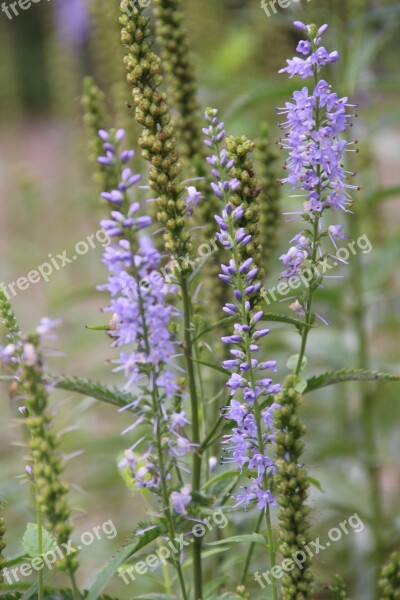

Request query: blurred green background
[{"left": 1, "top": 0, "right": 400, "bottom": 598}]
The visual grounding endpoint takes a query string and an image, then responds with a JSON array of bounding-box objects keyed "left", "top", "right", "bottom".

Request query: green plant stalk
[
  {"left": 350, "top": 214, "right": 383, "bottom": 596},
  {"left": 180, "top": 274, "right": 203, "bottom": 600},
  {"left": 125, "top": 226, "right": 189, "bottom": 600},
  {"left": 295, "top": 61, "right": 321, "bottom": 377},
  {"left": 240, "top": 511, "right": 264, "bottom": 585},
  {"left": 295, "top": 213, "right": 320, "bottom": 376},
  {"left": 35, "top": 486, "right": 44, "bottom": 600},
  {"left": 153, "top": 384, "right": 189, "bottom": 600}
]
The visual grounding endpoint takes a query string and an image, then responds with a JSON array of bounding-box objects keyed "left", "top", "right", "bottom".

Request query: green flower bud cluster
[
  {"left": 90, "top": 0, "right": 136, "bottom": 147},
  {"left": 379, "top": 552, "right": 400, "bottom": 599},
  {"left": 256, "top": 124, "right": 281, "bottom": 274},
  {"left": 153, "top": 0, "right": 203, "bottom": 164},
  {"left": 330, "top": 575, "right": 350, "bottom": 599},
  {"left": 82, "top": 77, "right": 119, "bottom": 193},
  {"left": 226, "top": 135, "right": 264, "bottom": 284},
  {"left": 22, "top": 335, "right": 77, "bottom": 573},
  {"left": 274, "top": 376, "right": 314, "bottom": 600},
  {"left": 0, "top": 510, "right": 6, "bottom": 585},
  {"left": 119, "top": 6, "right": 191, "bottom": 259},
  {"left": 0, "top": 287, "right": 19, "bottom": 341}
]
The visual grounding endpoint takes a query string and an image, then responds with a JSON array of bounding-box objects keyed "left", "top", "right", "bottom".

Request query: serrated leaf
[
  {"left": 86, "top": 525, "right": 161, "bottom": 600},
  {"left": 46, "top": 375, "right": 132, "bottom": 408},
  {"left": 305, "top": 368, "right": 400, "bottom": 394},
  {"left": 207, "top": 533, "right": 267, "bottom": 547},
  {"left": 22, "top": 523, "right": 56, "bottom": 558}
]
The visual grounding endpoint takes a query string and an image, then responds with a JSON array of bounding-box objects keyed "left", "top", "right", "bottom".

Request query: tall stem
[
  {"left": 35, "top": 488, "right": 44, "bottom": 600},
  {"left": 180, "top": 273, "right": 203, "bottom": 600},
  {"left": 240, "top": 511, "right": 264, "bottom": 585},
  {"left": 125, "top": 230, "right": 188, "bottom": 600},
  {"left": 350, "top": 215, "right": 382, "bottom": 597}
]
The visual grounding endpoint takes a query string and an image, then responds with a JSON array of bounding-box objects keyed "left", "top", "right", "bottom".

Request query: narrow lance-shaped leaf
[{"left": 305, "top": 368, "right": 400, "bottom": 394}]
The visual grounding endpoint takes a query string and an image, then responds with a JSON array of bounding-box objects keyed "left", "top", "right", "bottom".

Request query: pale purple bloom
[
  {"left": 278, "top": 22, "right": 358, "bottom": 281},
  {"left": 204, "top": 108, "right": 281, "bottom": 511}
]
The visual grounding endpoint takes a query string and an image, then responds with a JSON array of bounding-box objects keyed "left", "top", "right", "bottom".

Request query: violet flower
[
  {"left": 97, "top": 130, "right": 193, "bottom": 503},
  {"left": 204, "top": 109, "right": 281, "bottom": 511},
  {"left": 277, "top": 22, "right": 358, "bottom": 313}
]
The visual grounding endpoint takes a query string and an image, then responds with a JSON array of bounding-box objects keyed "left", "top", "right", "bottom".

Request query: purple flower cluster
[
  {"left": 98, "top": 130, "right": 193, "bottom": 505},
  {"left": 97, "top": 129, "right": 178, "bottom": 395},
  {"left": 278, "top": 22, "right": 358, "bottom": 281},
  {"left": 279, "top": 22, "right": 339, "bottom": 80},
  {"left": 204, "top": 109, "right": 281, "bottom": 511}
]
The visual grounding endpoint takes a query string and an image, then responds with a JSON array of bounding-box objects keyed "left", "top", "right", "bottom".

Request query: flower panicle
[
  {"left": 256, "top": 123, "right": 282, "bottom": 273},
  {"left": 119, "top": 5, "right": 191, "bottom": 259},
  {"left": 274, "top": 375, "right": 313, "bottom": 599},
  {"left": 97, "top": 130, "right": 193, "bottom": 509},
  {"left": 204, "top": 108, "right": 281, "bottom": 512},
  {"left": 278, "top": 21, "right": 359, "bottom": 319},
  {"left": 378, "top": 552, "right": 400, "bottom": 599},
  {"left": 82, "top": 77, "right": 118, "bottom": 192},
  {"left": 154, "top": 0, "right": 203, "bottom": 163},
  {"left": 3, "top": 322, "right": 78, "bottom": 573}
]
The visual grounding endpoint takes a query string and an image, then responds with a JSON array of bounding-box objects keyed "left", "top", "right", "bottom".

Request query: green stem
[
  {"left": 153, "top": 386, "right": 189, "bottom": 600},
  {"left": 67, "top": 568, "right": 80, "bottom": 600},
  {"left": 240, "top": 510, "right": 264, "bottom": 585},
  {"left": 35, "top": 489, "right": 44, "bottom": 600},
  {"left": 350, "top": 215, "right": 382, "bottom": 597},
  {"left": 125, "top": 225, "right": 188, "bottom": 600},
  {"left": 295, "top": 214, "right": 320, "bottom": 376},
  {"left": 180, "top": 274, "right": 203, "bottom": 600}
]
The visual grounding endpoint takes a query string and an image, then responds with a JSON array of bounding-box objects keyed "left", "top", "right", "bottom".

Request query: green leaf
[
  {"left": 287, "top": 354, "right": 307, "bottom": 373},
  {"left": 18, "top": 571, "right": 52, "bottom": 600},
  {"left": 22, "top": 523, "right": 56, "bottom": 558},
  {"left": 190, "top": 358, "right": 229, "bottom": 376},
  {"left": 307, "top": 476, "right": 324, "bottom": 493},
  {"left": 207, "top": 533, "right": 267, "bottom": 548},
  {"left": 3, "top": 554, "right": 29, "bottom": 568},
  {"left": 46, "top": 375, "right": 132, "bottom": 409},
  {"left": 305, "top": 369, "right": 400, "bottom": 394},
  {"left": 294, "top": 379, "right": 308, "bottom": 394},
  {"left": 86, "top": 525, "right": 161, "bottom": 600},
  {"left": 182, "top": 548, "right": 229, "bottom": 569},
  {"left": 260, "top": 313, "right": 308, "bottom": 331},
  {"left": 193, "top": 312, "right": 307, "bottom": 342},
  {"left": 203, "top": 469, "right": 252, "bottom": 492}
]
